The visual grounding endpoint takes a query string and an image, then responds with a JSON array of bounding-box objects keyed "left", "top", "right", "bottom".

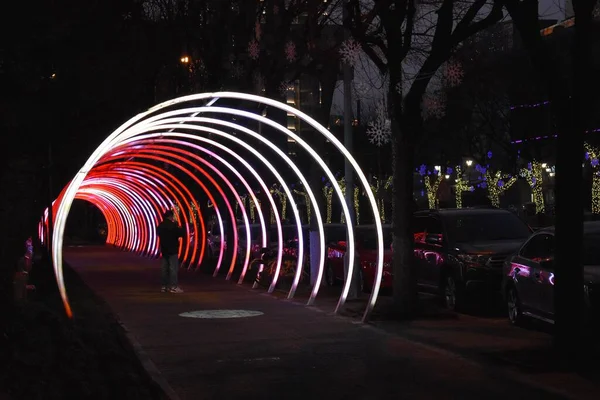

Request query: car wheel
[
  {"left": 443, "top": 275, "right": 461, "bottom": 311},
  {"left": 507, "top": 286, "right": 524, "bottom": 326},
  {"left": 326, "top": 264, "right": 336, "bottom": 286}
]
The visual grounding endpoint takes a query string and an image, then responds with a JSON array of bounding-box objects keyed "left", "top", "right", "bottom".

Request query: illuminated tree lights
[
  {"left": 585, "top": 142, "right": 600, "bottom": 214},
  {"left": 483, "top": 169, "right": 517, "bottom": 208},
  {"left": 323, "top": 184, "right": 334, "bottom": 224},
  {"left": 418, "top": 165, "right": 442, "bottom": 209},
  {"left": 269, "top": 185, "right": 287, "bottom": 223},
  {"left": 520, "top": 161, "right": 545, "bottom": 213},
  {"left": 453, "top": 166, "right": 473, "bottom": 209}
]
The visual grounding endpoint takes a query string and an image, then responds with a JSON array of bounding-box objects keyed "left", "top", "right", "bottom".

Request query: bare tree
[{"left": 346, "top": 0, "right": 503, "bottom": 315}]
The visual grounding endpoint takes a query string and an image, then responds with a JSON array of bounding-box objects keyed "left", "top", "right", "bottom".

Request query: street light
[
  {"left": 465, "top": 159, "right": 473, "bottom": 167},
  {"left": 444, "top": 174, "right": 450, "bottom": 180},
  {"left": 542, "top": 162, "right": 547, "bottom": 168},
  {"left": 434, "top": 165, "right": 441, "bottom": 171},
  {"left": 180, "top": 56, "right": 190, "bottom": 64}
]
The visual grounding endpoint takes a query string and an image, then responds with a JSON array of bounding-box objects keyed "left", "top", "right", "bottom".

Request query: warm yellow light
[
  {"left": 180, "top": 56, "right": 190, "bottom": 64},
  {"left": 541, "top": 163, "right": 547, "bottom": 168},
  {"left": 323, "top": 186, "right": 333, "bottom": 223},
  {"left": 444, "top": 174, "right": 450, "bottom": 180},
  {"left": 585, "top": 142, "right": 600, "bottom": 214},
  {"left": 465, "top": 159, "right": 473, "bottom": 167},
  {"left": 485, "top": 170, "right": 517, "bottom": 208},
  {"left": 454, "top": 166, "right": 473, "bottom": 209},
  {"left": 424, "top": 174, "right": 442, "bottom": 209},
  {"left": 520, "top": 161, "right": 545, "bottom": 213},
  {"left": 50, "top": 73, "right": 57, "bottom": 79}
]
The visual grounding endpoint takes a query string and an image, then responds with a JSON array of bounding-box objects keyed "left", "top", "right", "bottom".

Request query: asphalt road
[{"left": 65, "top": 246, "right": 570, "bottom": 400}]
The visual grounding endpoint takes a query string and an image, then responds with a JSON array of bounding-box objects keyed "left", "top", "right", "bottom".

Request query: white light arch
[{"left": 52, "top": 92, "right": 383, "bottom": 323}]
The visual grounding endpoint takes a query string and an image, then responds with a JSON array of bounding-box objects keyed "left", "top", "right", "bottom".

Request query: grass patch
[{"left": 1, "top": 255, "right": 168, "bottom": 400}]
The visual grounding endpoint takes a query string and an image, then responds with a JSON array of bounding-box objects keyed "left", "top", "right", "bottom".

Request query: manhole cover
[{"left": 179, "top": 310, "right": 264, "bottom": 319}]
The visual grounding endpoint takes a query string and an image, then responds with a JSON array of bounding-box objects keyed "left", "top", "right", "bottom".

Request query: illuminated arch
[{"left": 51, "top": 92, "right": 383, "bottom": 323}]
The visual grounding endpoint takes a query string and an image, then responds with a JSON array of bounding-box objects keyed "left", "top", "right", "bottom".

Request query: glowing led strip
[
  {"left": 101, "top": 160, "right": 200, "bottom": 268},
  {"left": 88, "top": 168, "right": 174, "bottom": 256},
  {"left": 103, "top": 166, "right": 191, "bottom": 257},
  {"left": 84, "top": 181, "right": 155, "bottom": 252},
  {"left": 53, "top": 92, "right": 382, "bottom": 323},
  {"left": 113, "top": 131, "right": 283, "bottom": 288},
  {"left": 80, "top": 175, "right": 165, "bottom": 254},
  {"left": 115, "top": 140, "right": 255, "bottom": 280},
  {"left": 119, "top": 128, "right": 301, "bottom": 293},
  {"left": 105, "top": 145, "right": 236, "bottom": 276},
  {"left": 129, "top": 121, "right": 321, "bottom": 298}
]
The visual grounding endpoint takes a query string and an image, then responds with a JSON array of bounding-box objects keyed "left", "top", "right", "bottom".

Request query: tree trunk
[
  {"left": 391, "top": 107, "right": 419, "bottom": 317},
  {"left": 554, "top": 0, "right": 593, "bottom": 357}
]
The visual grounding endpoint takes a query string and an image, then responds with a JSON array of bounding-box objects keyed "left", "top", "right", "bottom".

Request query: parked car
[
  {"left": 326, "top": 208, "right": 533, "bottom": 310},
  {"left": 502, "top": 221, "right": 600, "bottom": 326},
  {"left": 413, "top": 208, "right": 532, "bottom": 309},
  {"left": 326, "top": 224, "right": 393, "bottom": 291}
]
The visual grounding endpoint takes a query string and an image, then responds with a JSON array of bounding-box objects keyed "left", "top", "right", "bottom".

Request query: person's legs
[
  {"left": 160, "top": 256, "right": 169, "bottom": 291},
  {"left": 168, "top": 254, "right": 180, "bottom": 289}
]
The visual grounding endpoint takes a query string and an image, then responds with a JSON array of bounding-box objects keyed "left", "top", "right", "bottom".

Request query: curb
[{"left": 116, "top": 318, "right": 181, "bottom": 400}]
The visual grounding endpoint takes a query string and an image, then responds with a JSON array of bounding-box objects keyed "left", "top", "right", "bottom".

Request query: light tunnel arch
[
  {"left": 101, "top": 142, "right": 269, "bottom": 279},
  {"left": 79, "top": 171, "right": 172, "bottom": 256},
  {"left": 52, "top": 92, "right": 384, "bottom": 323},
  {"left": 91, "top": 159, "right": 198, "bottom": 265},
  {"left": 100, "top": 148, "right": 234, "bottom": 273}
]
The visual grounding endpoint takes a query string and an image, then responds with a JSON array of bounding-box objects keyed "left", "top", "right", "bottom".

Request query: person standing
[{"left": 157, "top": 210, "right": 185, "bottom": 293}]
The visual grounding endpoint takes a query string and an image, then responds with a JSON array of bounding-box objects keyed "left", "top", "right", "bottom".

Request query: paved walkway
[{"left": 66, "top": 247, "right": 571, "bottom": 400}]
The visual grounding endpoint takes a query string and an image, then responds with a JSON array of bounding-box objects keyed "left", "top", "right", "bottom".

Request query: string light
[
  {"left": 354, "top": 186, "right": 360, "bottom": 224},
  {"left": 269, "top": 184, "right": 287, "bottom": 223},
  {"left": 323, "top": 185, "right": 333, "bottom": 224},
  {"left": 249, "top": 194, "right": 257, "bottom": 222},
  {"left": 511, "top": 128, "right": 600, "bottom": 144},
  {"left": 485, "top": 170, "right": 516, "bottom": 208},
  {"left": 520, "top": 161, "right": 545, "bottom": 213},
  {"left": 369, "top": 177, "right": 386, "bottom": 221},
  {"left": 454, "top": 166, "right": 473, "bottom": 208},
  {"left": 339, "top": 177, "right": 346, "bottom": 223},
  {"left": 585, "top": 142, "right": 600, "bottom": 214},
  {"left": 424, "top": 174, "right": 442, "bottom": 209}
]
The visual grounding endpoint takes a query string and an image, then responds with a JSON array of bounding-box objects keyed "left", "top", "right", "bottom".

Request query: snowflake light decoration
[
  {"left": 366, "top": 102, "right": 392, "bottom": 147},
  {"left": 231, "top": 64, "right": 244, "bottom": 79},
  {"left": 248, "top": 39, "right": 260, "bottom": 60},
  {"left": 339, "top": 38, "right": 361, "bottom": 66},
  {"left": 279, "top": 81, "right": 292, "bottom": 97},
  {"left": 353, "top": 82, "right": 369, "bottom": 99},
  {"left": 284, "top": 41, "right": 296, "bottom": 63},
  {"left": 444, "top": 61, "right": 464, "bottom": 87},
  {"left": 422, "top": 93, "right": 446, "bottom": 119}
]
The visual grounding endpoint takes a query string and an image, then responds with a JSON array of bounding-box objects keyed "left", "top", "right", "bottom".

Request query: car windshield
[
  {"left": 584, "top": 233, "right": 600, "bottom": 265},
  {"left": 444, "top": 212, "right": 531, "bottom": 243}
]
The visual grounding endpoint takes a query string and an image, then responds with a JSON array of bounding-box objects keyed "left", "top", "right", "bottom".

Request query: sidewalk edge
[{"left": 116, "top": 318, "right": 182, "bottom": 400}]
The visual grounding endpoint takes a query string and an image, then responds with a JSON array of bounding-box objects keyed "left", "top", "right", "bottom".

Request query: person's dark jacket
[{"left": 157, "top": 219, "right": 185, "bottom": 256}]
